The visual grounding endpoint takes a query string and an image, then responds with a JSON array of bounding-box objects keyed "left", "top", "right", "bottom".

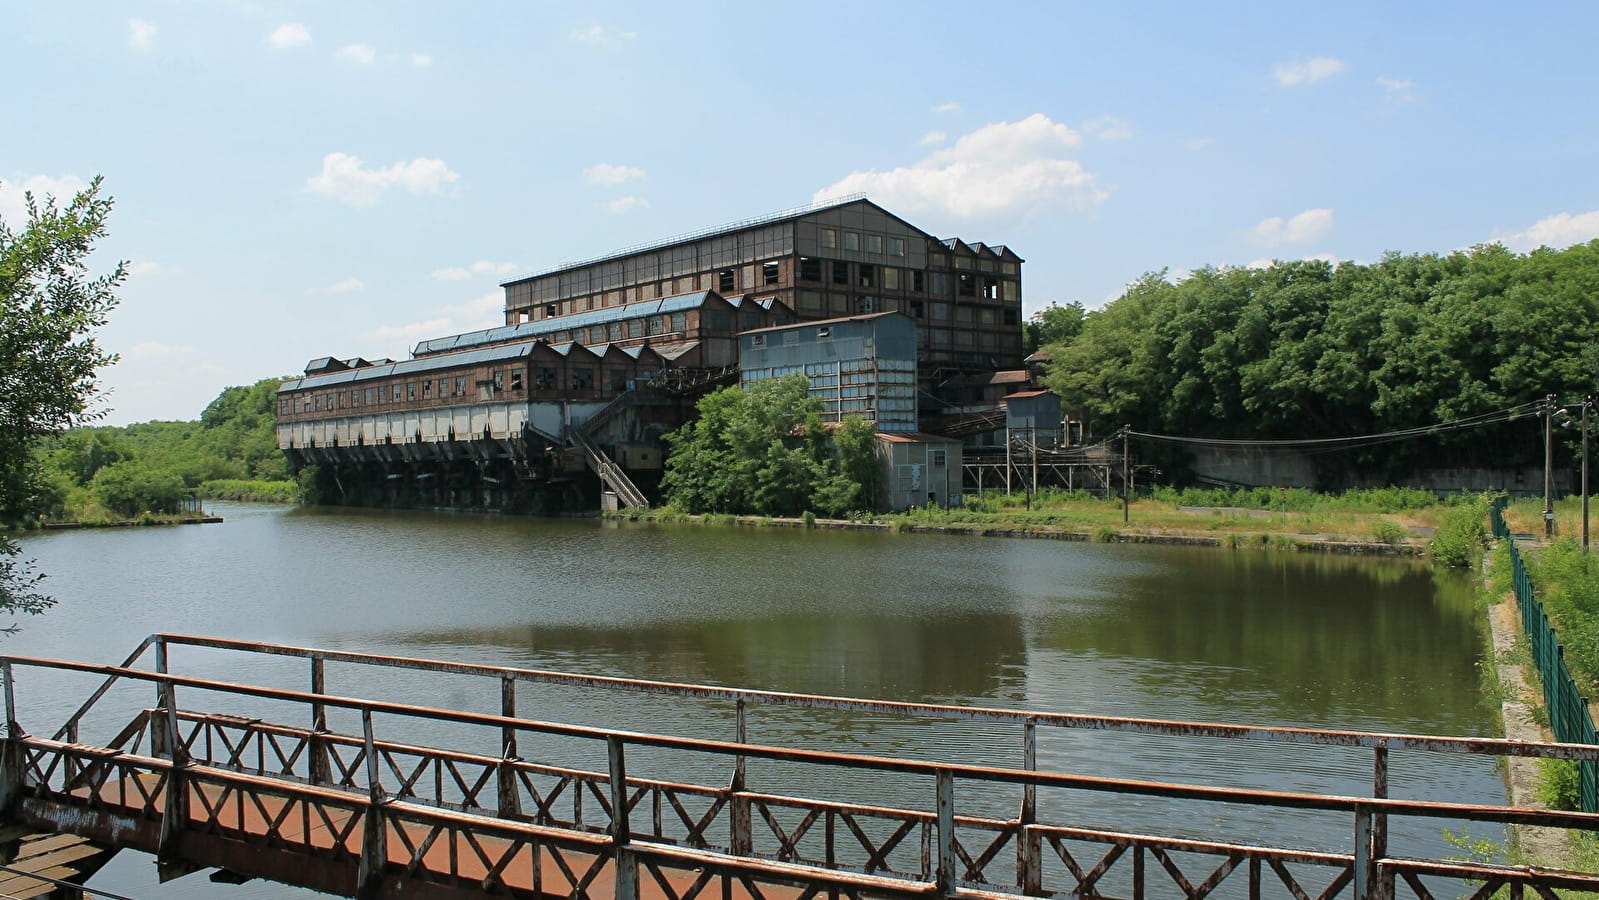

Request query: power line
[{"left": 1125, "top": 401, "right": 1544, "bottom": 454}]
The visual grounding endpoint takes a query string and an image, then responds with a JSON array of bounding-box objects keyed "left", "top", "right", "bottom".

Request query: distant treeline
[
  {"left": 35, "top": 377, "right": 296, "bottom": 523},
  {"left": 1041, "top": 241, "right": 1599, "bottom": 477}
]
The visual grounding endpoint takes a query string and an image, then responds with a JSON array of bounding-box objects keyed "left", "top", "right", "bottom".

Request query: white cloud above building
[
  {"left": 305, "top": 153, "right": 460, "bottom": 206},
  {"left": 1250, "top": 208, "right": 1334, "bottom": 245},
  {"left": 1272, "top": 57, "right": 1346, "bottom": 86}
]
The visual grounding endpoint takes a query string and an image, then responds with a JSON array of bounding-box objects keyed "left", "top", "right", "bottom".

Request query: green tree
[
  {"left": 0, "top": 177, "right": 123, "bottom": 622},
  {"left": 661, "top": 378, "right": 878, "bottom": 516},
  {"left": 1024, "top": 301, "right": 1087, "bottom": 353}
]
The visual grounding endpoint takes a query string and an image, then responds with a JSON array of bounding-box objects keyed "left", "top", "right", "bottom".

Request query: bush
[
  {"left": 1371, "top": 520, "right": 1409, "bottom": 545},
  {"left": 90, "top": 461, "right": 187, "bottom": 518},
  {"left": 1427, "top": 494, "right": 1495, "bottom": 567},
  {"left": 1536, "top": 758, "right": 1581, "bottom": 811}
]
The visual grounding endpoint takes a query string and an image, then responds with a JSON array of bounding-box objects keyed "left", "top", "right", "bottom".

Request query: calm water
[{"left": 13, "top": 502, "right": 1502, "bottom": 898}]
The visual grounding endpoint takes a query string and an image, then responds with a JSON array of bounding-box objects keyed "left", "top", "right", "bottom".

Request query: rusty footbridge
[{"left": 2, "top": 635, "right": 1597, "bottom": 899}]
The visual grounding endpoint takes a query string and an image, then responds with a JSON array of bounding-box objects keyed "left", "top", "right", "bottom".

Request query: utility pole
[
  {"left": 1545, "top": 394, "right": 1556, "bottom": 538},
  {"left": 1121, "top": 426, "right": 1130, "bottom": 524},
  {"left": 1584, "top": 395, "right": 1592, "bottom": 551}
]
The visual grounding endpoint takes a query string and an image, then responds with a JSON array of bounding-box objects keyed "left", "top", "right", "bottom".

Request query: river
[{"left": 13, "top": 502, "right": 1502, "bottom": 898}]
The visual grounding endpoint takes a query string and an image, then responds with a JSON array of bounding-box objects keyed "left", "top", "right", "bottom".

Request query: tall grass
[
  {"left": 1150, "top": 485, "right": 1442, "bottom": 514},
  {"left": 198, "top": 479, "right": 300, "bottom": 503},
  {"left": 1426, "top": 494, "right": 1495, "bottom": 567}
]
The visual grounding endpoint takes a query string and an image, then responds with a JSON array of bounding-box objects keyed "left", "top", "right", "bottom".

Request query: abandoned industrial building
[{"left": 276, "top": 195, "right": 1088, "bottom": 512}]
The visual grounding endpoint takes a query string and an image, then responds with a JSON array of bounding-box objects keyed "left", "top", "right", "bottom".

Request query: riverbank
[
  {"left": 608, "top": 507, "right": 1427, "bottom": 556},
  {"left": 39, "top": 515, "right": 223, "bottom": 530}
]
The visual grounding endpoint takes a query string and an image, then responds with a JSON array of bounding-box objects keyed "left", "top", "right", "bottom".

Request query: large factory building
[{"left": 275, "top": 196, "right": 1032, "bottom": 511}]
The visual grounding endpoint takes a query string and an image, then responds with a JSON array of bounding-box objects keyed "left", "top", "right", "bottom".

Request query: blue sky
[{"left": 7, "top": 1, "right": 1598, "bottom": 425}]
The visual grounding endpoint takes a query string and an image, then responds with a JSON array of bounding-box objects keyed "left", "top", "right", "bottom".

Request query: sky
[{"left": 6, "top": 1, "right": 1599, "bottom": 425}]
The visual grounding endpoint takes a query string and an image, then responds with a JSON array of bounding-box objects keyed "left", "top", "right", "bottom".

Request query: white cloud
[
  {"left": 127, "top": 19, "right": 157, "bottom": 51},
  {"left": 431, "top": 260, "right": 519, "bottom": 281},
  {"left": 1186, "top": 137, "right": 1214, "bottom": 151},
  {"left": 567, "top": 25, "right": 636, "bottom": 49},
  {"left": 813, "top": 113, "right": 1106, "bottom": 220},
  {"left": 305, "top": 152, "right": 460, "bottom": 206},
  {"left": 583, "top": 163, "right": 645, "bottom": 185},
  {"left": 1246, "top": 252, "right": 1339, "bottom": 269},
  {"left": 1250, "top": 208, "right": 1334, "bottom": 245},
  {"left": 1492, "top": 210, "right": 1599, "bottom": 253},
  {"left": 410, "top": 53, "right": 432, "bottom": 67},
  {"left": 313, "top": 277, "right": 365, "bottom": 294},
  {"left": 362, "top": 290, "right": 502, "bottom": 352},
  {"left": 1083, "top": 116, "right": 1133, "bottom": 140},
  {"left": 1375, "top": 76, "right": 1416, "bottom": 103},
  {"left": 920, "top": 131, "right": 947, "bottom": 146},
  {"left": 607, "top": 196, "right": 648, "bottom": 214},
  {"left": 336, "top": 42, "right": 376, "bottom": 64},
  {"left": 933, "top": 102, "right": 960, "bottom": 113},
  {"left": 1272, "top": 56, "right": 1346, "bottom": 87},
  {"left": 0, "top": 174, "right": 90, "bottom": 224},
  {"left": 268, "top": 23, "right": 311, "bottom": 49}
]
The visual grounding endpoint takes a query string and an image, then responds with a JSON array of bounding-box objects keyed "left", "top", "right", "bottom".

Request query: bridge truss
[{"left": 2, "top": 634, "right": 1597, "bottom": 900}]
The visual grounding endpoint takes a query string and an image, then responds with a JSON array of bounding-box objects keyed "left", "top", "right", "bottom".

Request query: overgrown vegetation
[
  {"left": 1042, "top": 246, "right": 1599, "bottom": 479},
  {"left": 1518, "top": 537, "right": 1599, "bottom": 695},
  {"left": 35, "top": 377, "right": 297, "bottom": 522},
  {"left": 1426, "top": 494, "right": 1496, "bottom": 568},
  {"left": 661, "top": 377, "right": 879, "bottom": 517}
]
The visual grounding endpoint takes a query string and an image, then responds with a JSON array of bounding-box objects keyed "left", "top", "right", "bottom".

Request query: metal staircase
[{"left": 570, "top": 429, "right": 649, "bottom": 508}]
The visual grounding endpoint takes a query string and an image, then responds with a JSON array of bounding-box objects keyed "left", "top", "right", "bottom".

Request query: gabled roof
[
  {"left": 283, "top": 341, "right": 543, "bottom": 393},
  {"left": 414, "top": 290, "right": 724, "bottom": 356}
]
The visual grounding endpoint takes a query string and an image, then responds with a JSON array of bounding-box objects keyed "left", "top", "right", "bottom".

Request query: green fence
[{"left": 1491, "top": 498, "right": 1599, "bottom": 812}]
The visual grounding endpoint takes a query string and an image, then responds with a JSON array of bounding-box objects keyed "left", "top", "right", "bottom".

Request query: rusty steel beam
[{"left": 143, "top": 634, "right": 1599, "bottom": 762}]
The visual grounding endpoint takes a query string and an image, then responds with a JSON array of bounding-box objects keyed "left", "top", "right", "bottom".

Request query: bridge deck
[{"left": 0, "top": 832, "right": 117, "bottom": 899}]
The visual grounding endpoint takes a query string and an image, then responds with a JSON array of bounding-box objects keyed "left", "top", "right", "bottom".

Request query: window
[
  {"left": 889, "top": 237, "right": 905, "bottom": 257},
  {"left": 454, "top": 377, "right": 465, "bottom": 396},
  {"left": 647, "top": 316, "right": 663, "bottom": 335},
  {"left": 493, "top": 370, "right": 504, "bottom": 391},
  {"left": 591, "top": 325, "right": 606, "bottom": 343},
  {"left": 831, "top": 260, "right": 849, "bottom": 285},
  {"left": 572, "top": 367, "right": 594, "bottom": 390},
  {"left": 422, "top": 380, "right": 432, "bottom": 399},
  {"left": 1004, "top": 309, "right": 1019, "bottom": 325},
  {"left": 609, "top": 322, "right": 623, "bottom": 341},
  {"left": 912, "top": 271, "right": 925, "bottom": 292},
  {"left": 278, "top": 398, "right": 288, "bottom": 415},
  {"left": 671, "top": 312, "right": 687, "bottom": 333},
  {"left": 858, "top": 264, "right": 875, "bottom": 288},
  {"left": 438, "top": 378, "right": 448, "bottom": 397},
  {"left": 866, "top": 234, "right": 883, "bottom": 254},
  {"left": 611, "top": 368, "right": 628, "bottom": 392},
  {"left": 931, "top": 272, "right": 951, "bottom": 295},
  {"left": 544, "top": 303, "right": 558, "bottom": 318},
  {"left": 817, "top": 326, "right": 831, "bottom": 338},
  {"left": 910, "top": 300, "right": 925, "bottom": 318},
  {"left": 856, "top": 296, "right": 875, "bottom": 314},
  {"left": 717, "top": 269, "right": 735, "bottom": 293},
  {"left": 954, "top": 257, "right": 973, "bottom": 270},
  {"left": 510, "top": 371, "right": 524, "bottom": 392},
  {"left": 751, "top": 334, "right": 765, "bottom": 347},
  {"left": 366, "top": 387, "right": 376, "bottom": 405},
  {"left": 798, "top": 257, "right": 821, "bottom": 281},
  {"left": 743, "top": 310, "right": 761, "bottom": 331},
  {"left": 628, "top": 318, "right": 643, "bottom": 338},
  {"left": 821, "top": 228, "right": 837, "bottom": 249},
  {"left": 707, "top": 310, "right": 730, "bottom": 331},
  {"left": 882, "top": 267, "right": 900, "bottom": 290},
  {"left": 930, "top": 449, "right": 947, "bottom": 467},
  {"left": 536, "top": 367, "right": 557, "bottom": 389},
  {"left": 762, "top": 261, "right": 780, "bottom": 285},
  {"left": 983, "top": 277, "right": 999, "bottom": 300},
  {"left": 843, "top": 231, "right": 860, "bottom": 251},
  {"left": 958, "top": 273, "right": 976, "bottom": 297},
  {"left": 392, "top": 384, "right": 403, "bottom": 402},
  {"left": 407, "top": 382, "right": 416, "bottom": 401}
]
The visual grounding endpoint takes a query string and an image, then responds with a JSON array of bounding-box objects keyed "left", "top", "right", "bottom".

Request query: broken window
[
  {"left": 958, "top": 273, "right": 976, "bottom": 297},
  {"left": 510, "top": 371, "right": 524, "bottom": 392},
  {"left": 798, "top": 257, "right": 821, "bottom": 281},
  {"left": 910, "top": 300, "right": 925, "bottom": 318},
  {"left": 454, "top": 376, "right": 466, "bottom": 396},
  {"left": 717, "top": 269, "right": 735, "bottom": 293},
  {"left": 493, "top": 370, "right": 504, "bottom": 391},
  {"left": 763, "top": 261, "right": 780, "bottom": 285},
  {"left": 913, "top": 270, "right": 926, "bottom": 292},
  {"left": 858, "top": 264, "right": 876, "bottom": 288},
  {"left": 983, "top": 277, "right": 999, "bottom": 300},
  {"left": 572, "top": 367, "right": 594, "bottom": 390},
  {"left": 832, "top": 260, "right": 850, "bottom": 285},
  {"left": 536, "top": 367, "right": 557, "bottom": 389},
  {"left": 544, "top": 303, "right": 558, "bottom": 318},
  {"left": 422, "top": 380, "right": 432, "bottom": 399}
]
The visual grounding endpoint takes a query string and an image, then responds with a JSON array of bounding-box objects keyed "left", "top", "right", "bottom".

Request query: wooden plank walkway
[{"left": 0, "top": 832, "right": 117, "bottom": 899}]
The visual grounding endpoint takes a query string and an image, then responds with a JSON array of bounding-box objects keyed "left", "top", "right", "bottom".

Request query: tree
[
  {"left": 0, "top": 177, "right": 124, "bottom": 622},
  {"left": 1024, "top": 301, "right": 1087, "bottom": 353},
  {"left": 661, "top": 377, "right": 879, "bottom": 517}
]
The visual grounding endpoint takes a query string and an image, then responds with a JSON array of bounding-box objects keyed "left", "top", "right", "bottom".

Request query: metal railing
[
  {"left": 6, "top": 635, "right": 1599, "bottom": 900},
  {"left": 1491, "top": 498, "right": 1599, "bottom": 811}
]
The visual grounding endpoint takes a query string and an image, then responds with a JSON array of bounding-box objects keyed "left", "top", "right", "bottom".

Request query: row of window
[
  {"left": 819, "top": 228, "right": 908, "bottom": 258},
  {"left": 282, "top": 366, "right": 640, "bottom": 416},
  {"left": 791, "top": 290, "right": 1020, "bottom": 326}
]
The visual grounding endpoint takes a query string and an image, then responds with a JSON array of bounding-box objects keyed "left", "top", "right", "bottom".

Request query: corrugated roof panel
[
  {"left": 285, "top": 341, "right": 540, "bottom": 391},
  {"left": 413, "top": 291, "right": 718, "bottom": 356}
]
